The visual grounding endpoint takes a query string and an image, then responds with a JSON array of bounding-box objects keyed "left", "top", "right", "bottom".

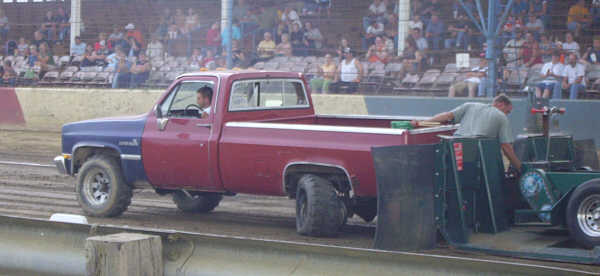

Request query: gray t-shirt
[{"left": 451, "top": 103, "right": 513, "bottom": 143}]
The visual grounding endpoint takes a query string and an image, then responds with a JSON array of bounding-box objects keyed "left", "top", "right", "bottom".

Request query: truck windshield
[{"left": 229, "top": 79, "right": 308, "bottom": 111}]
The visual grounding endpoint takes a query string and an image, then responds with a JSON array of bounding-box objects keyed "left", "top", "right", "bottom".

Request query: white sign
[{"left": 456, "top": 53, "right": 470, "bottom": 69}]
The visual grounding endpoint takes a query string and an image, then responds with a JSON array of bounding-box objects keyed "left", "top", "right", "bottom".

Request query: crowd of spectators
[{"left": 0, "top": 0, "right": 599, "bottom": 99}]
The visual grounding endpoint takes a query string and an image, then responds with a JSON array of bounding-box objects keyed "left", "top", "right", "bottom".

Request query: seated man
[
  {"left": 535, "top": 51, "right": 563, "bottom": 99},
  {"left": 256, "top": 32, "right": 276, "bottom": 61},
  {"left": 196, "top": 86, "right": 213, "bottom": 119},
  {"left": 561, "top": 53, "right": 586, "bottom": 99},
  {"left": 448, "top": 59, "right": 487, "bottom": 98},
  {"left": 129, "top": 52, "right": 151, "bottom": 88}
]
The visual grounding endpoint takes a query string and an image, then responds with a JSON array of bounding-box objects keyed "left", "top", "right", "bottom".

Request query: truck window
[
  {"left": 229, "top": 79, "right": 308, "bottom": 111},
  {"left": 160, "top": 81, "right": 214, "bottom": 118}
]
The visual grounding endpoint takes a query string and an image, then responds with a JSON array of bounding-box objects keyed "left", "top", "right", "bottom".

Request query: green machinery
[{"left": 374, "top": 105, "right": 600, "bottom": 264}]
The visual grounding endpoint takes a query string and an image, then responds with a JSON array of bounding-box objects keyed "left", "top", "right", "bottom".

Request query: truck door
[{"left": 142, "top": 78, "right": 220, "bottom": 191}]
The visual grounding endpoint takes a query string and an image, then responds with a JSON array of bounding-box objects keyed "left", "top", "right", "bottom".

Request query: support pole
[
  {"left": 221, "top": 0, "right": 234, "bottom": 69},
  {"left": 486, "top": 0, "right": 498, "bottom": 97},
  {"left": 69, "top": 0, "right": 82, "bottom": 56},
  {"left": 397, "top": 0, "right": 410, "bottom": 56}
]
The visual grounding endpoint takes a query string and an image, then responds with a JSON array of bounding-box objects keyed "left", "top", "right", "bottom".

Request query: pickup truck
[{"left": 54, "top": 71, "right": 454, "bottom": 236}]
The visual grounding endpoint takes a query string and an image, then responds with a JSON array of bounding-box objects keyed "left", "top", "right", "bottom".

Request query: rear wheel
[
  {"left": 76, "top": 155, "right": 132, "bottom": 217},
  {"left": 566, "top": 180, "right": 600, "bottom": 249},
  {"left": 295, "top": 174, "right": 345, "bottom": 237},
  {"left": 172, "top": 191, "right": 222, "bottom": 213}
]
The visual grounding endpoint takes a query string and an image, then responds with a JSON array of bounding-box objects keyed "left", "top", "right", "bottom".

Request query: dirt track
[{"left": 1, "top": 130, "right": 599, "bottom": 273}]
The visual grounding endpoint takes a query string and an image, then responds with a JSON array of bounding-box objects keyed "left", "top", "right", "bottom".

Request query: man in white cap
[{"left": 125, "top": 23, "right": 144, "bottom": 47}]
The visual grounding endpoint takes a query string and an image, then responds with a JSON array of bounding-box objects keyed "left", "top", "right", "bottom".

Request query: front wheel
[
  {"left": 76, "top": 155, "right": 132, "bottom": 217},
  {"left": 566, "top": 180, "right": 600, "bottom": 249},
  {"left": 295, "top": 174, "right": 345, "bottom": 237},
  {"left": 172, "top": 191, "right": 222, "bottom": 213}
]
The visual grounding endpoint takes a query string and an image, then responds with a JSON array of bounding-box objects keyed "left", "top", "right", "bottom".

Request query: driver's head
[{"left": 196, "top": 86, "right": 213, "bottom": 108}]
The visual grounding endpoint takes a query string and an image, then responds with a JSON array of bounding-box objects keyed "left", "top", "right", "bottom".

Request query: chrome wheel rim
[
  {"left": 577, "top": 195, "right": 600, "bottom": 237},
  {"left": 83, "top": 168, "right": 111, "bottom": 206}
]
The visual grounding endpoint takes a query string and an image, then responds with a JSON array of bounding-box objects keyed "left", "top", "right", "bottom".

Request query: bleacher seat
[
  {"left": 71, "top": 56, "right": 84, "bottom": 66},
  {"left": 39, "top": 71, "right": 59, "bottom": 85},
  {"left": 58, "top": 71, "right": 74, "bottom": 83},
  {"left": 91, "top": 72, "right": 110, "bottom": 86},
  {"left": 444, "top": 63, "right": 458, "bottom": 73},
  {"left": 417, "top": 69, "right": 441, "bottom": 88},
  {"left": 400, "top": 74, "right": 420, "bottom": 88},
  {"left": 58, "top": 56, "right": 71, "bottom": 66},
  {"left": 64, "top": 66, "right": 79, "bottom": 73},
  {"left": 506, "top": 68, "right": 529, "bottom": 88},
  {"left": 434, "top": 72, "right": 457, "bottom": 89}
]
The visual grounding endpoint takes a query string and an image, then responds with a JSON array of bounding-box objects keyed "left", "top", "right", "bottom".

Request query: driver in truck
[
  {"left": 196, "top": 86, "right": 213, "bottom": 118},
  {"left": 414, "top": 94, "right": 523, "bottom": 172}
]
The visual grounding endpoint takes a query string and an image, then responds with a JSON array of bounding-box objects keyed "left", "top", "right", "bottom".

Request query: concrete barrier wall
[{"left": 0, "top": 88, "right": 368, "bottom": 132}]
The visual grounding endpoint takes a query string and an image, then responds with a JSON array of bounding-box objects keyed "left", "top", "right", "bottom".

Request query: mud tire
[
  {"left": 295, "top": 174, "right": 344, "bottom": 237},
  {"left": 172, "top": 191, "right": 222, "bottom": 213},
  {"left": 76, "top": 155, "right": 132, "bottom": 217}
]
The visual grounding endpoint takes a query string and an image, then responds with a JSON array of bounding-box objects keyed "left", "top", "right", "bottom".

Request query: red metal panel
[{"left": 0, "top": 88, "right": 25, "bottom": 125}]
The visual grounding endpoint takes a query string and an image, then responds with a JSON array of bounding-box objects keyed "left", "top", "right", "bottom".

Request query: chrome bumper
[{"left": 53, "top": 156, "right": 68, "bottom": 175}]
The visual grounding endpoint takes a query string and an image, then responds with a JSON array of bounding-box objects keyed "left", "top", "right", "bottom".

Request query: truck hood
[{"left": 61, "top": 114, "right": 148, "bottom": 155}]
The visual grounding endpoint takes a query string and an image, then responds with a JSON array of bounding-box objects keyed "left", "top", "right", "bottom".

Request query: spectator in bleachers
[
  {"left": 17, "top": 37, "right": 28, "bottom": 57},
  {"left": 92, "top": 41, "right": 109, "bottom": 67},
  {"left": 125, "top": 23, "right": 144, "bottom": 48},
  {"left": 94, "top": 33, "right": 111, "bottom": 52},
  {"left": 55, "top": 7, "right": 70, "bottom": 43},
  {"left": 503, "top": 28, "right": 525, "bottom": 66},
  {"left": 205, "top": 22, "right": 221, "bottom": 53},
  {"left": 525, "top": 14, "right": 544, "bottom": 39},
  {"left": 529, "top": 0, "right": 549, "bottom": 27},
  {"left": 363, "top": 0, "right": 387, "bottom": 31},
  {"left": 408, "top": 14, "right": 424, "bottom": 34},
  {"left": 310, "top": 53, "right": 337, "bottom": 94},
  {"left": 303, "top": 22, "right": 323, "bottom": 55},
  {"left": 174, "top": 9, "right": 186, "bottom": 30},
  {"left": 27, "top": 46, "right": 38, "bottom": 68},
  {"left": 32, "top": 31, "right": 47, "bottom": 49},
  {"left": 81, "top": 45, "right": 96, "bottom": 67},
  {"left": 561, "top": 52, "right": 587, "bottom": 99},
  {"left": 289, "top": 22, "right": 307, "bottom": 56},
  {"left": 71, "top": 36, "right": 86, "bottom": 57},
  {"left": 110, "top": 48, "right": 131, "bottom": 89},
  {"left": 275, "top": 21, "right": 288, "bottom": 44},
  {"left": 38, "top": 42, "right": 56, "bottom": 78},
  {"left": 126, "top": 36, "right": 142, "bottom": 58},
  {"left": 336, "top": 37, "right": 350, "bottom": 57},
  {"left": 166, "top": 23, "right": 180, "bottom": 57},
  {"left": 202, "top": 49, "right": 216, "bottom": 69},
  {"left": 2, "top": 60, "right": 16, "bottom": 87},
  {"left": 538, "top": 33, "right": 555, "bottom": 63},
  {"left": 448, "top": 59, "right": 488, "bottom": 98},
  {"left": 364, "top": 19, "right": 384, "bottom": 50},
  {"left": 232, "top": 39, "right": 250, "bottom": 68},
  {"left": 184, "top": 8, "right": 199, "bottom": 34},
  {"left": 535, "top": 51, "right": 563, "bottom": 99},
  {"left": 405, "top": 50, "right": 428, "bottom": 75},
  {"left": 562, "top": 32, "right": 580, "bottom": 57},
  {"left": 366, "top": 36, "right": 390, "bottom": 64},
  {"left": 583, "top": 37, "right": 600, "bottom": 65},
  {"left": 106, "top": 46, "right": 122, "bottom": 71},
  {"left": 0, "top": 9, "right": 9, "bottom": 42},
  {"left": 257, "top": 32, "right": 276, "bottom": 61},
  {"left": 511, "top": 0, "right": 529, "bottom": 17},
  {"left": 189, "top": 48, "right": 203, "bottom": 69},
  {"left": 154, "top": 16, "right": 169, "bottom": 39},
  {"left": 316, "top": 0, "right": 332, "bottom": 16},
  {"left": 275, "top": 33, "right": 293, "bottom": 57},
  {"left": 281, "top": 5, "right": 302, "bottom": 28},
  {"left": 521, "top": 32, "right": 541, "bottom": 68},
  {"left": 593, "top": 1, "right": 600, "bottom": 30},
  {"left": 332, "top": 48, "right": 363, "bottom": 94},
  {"left": 410, "top": 28, "right": 428, "bottom": 51},
  {"left": 41, "top": 11, "right": 56, "bottom": 42},
  {"left": 108, "top": 25, "right": 125, "bottom": 49},
  {"left": 146, "top": 35, "right": 164, "bottom": 60},
  {"left": 567, "top": 0, "right": 591, "bottom": 37},
  {"left": 445, "top": 15, "right": 469, "bottom": 50},
  {"left": 129, "top": 52, "right": 151, "bottom": 88},
  {"left": 221, "top": 19, "right": 242, "bottom": 50},
  {"left": 425, "top": 14, "right": 445, "bottom": 50},
  {"left": 257, "top": 6, "right": 278, "bottom": 38}
]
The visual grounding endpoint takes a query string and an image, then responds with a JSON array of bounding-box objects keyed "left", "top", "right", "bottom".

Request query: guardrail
[{"left": 0, "top": 215, "right": 596, "bottom": 276}]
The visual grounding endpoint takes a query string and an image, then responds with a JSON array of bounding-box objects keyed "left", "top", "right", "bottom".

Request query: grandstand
[{"left": 0, "top": 0, "right": 599, "bottom": 99}]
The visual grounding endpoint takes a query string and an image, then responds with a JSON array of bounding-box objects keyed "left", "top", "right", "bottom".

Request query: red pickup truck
[{"left": 54, "top": 71, "right": 454, "bottom": 236}]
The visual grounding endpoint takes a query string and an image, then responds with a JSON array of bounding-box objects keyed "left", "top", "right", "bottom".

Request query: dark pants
[
  {"left": 330, "top": 81, "right": 358, "bottom": 94},
  {"left": 130, "top": 72, "right": 149, "bottom": 88}
]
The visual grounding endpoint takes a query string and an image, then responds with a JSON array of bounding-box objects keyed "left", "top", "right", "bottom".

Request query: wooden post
[{"left": 85, "top": 233, "right": 163, "bottom": 276}]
